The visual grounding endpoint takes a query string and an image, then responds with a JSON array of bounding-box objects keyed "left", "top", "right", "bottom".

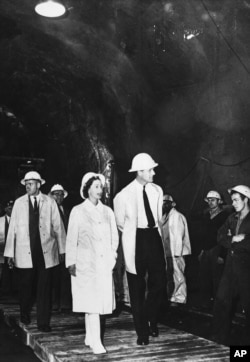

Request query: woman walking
[{"left": 66, "top": 172, "right": 119, "bottom": 354}]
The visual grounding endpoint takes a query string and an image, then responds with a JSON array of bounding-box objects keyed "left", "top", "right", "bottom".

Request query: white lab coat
[
  {"left": 113, "top": 180, "right": 164, "bottom": 274},
  {"left": 66, "top": 199, "right": 119, "bottom": 314}
]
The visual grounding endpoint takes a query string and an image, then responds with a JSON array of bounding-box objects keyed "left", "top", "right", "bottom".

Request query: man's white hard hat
[
  {"left": 50, "top": 184, "right": 68, "bottom": 198},
  {"left": 128, "top": 153, "right": 158, "bottom": 172},
  {"left": 21, "top": 171, "right": 45, "bottom": 185},
  {"left": 163, "top": 194, "right": 176, "bottom": 207},
  {"left": 80, "top": 172, "right": 105, "bottom": 199},
  {"left": 228, "top": 185, "right": 250, "bottom": 199},
  {"left": 204, "top": 190, "right": 222, "bottom": 203}
]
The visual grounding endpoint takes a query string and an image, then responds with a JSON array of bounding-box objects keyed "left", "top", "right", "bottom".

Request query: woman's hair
[{"left": 82, "top": 176, "right": 102, "bottom": 199}]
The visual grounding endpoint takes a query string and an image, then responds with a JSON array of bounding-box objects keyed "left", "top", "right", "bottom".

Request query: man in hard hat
[
  {"left": 0, "top": 200, "right": 16, "bottom": 296},
  {"left": 114, "top": 153, "right": 166, "bottom": 346},
  {"left": 213, "top": 185, "right": 250, "bottom": 345},
  {"left": 49, "top": 184, "right": 72, "bottom": 312},
  {"left": 198, "top": 190, "right": 230, "bottom": 308},
  {"left": 4, "top": 171, "right": 66, "bottom": 332},
  {"left": 161, "top": 194, "right": 191, "bottom": 307}
]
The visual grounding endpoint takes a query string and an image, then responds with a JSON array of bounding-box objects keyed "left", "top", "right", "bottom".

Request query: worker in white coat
[
  {"left": 66, "top": 172, "right": 119, "bottom": 355},
  {"left": 161, "top": 194, "right": 191, "bottom": 306}
]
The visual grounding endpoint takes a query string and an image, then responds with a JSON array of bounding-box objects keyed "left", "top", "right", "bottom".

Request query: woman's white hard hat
[{"left": 80, "top": 172, "right": 105, "bottom": 199}]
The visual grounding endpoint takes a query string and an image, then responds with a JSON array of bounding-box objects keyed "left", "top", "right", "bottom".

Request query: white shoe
[
  {"left": 84, "top": 336, "right": 92, "bottom": 347},
  {"left": 92, "top": 343, "right": 106, "bottom": 354}
]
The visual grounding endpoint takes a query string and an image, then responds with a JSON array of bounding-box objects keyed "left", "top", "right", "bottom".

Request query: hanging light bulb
[{"left": 35, "top": 0, "right": 66, "bottom": 18}]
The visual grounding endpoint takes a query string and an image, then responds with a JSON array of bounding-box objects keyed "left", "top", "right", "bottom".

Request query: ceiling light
[{"left": 35, "top": 1, "right": 66, "bottom": 18}]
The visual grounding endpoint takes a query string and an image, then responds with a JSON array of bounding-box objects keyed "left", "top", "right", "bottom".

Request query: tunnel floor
[{"left": 0, "top": 296, "right": 230, "bottom": 362}]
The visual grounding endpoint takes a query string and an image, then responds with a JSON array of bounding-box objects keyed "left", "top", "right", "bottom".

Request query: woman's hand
[{"left": 68, "top": 264, "right": 76, "bottom": 276}]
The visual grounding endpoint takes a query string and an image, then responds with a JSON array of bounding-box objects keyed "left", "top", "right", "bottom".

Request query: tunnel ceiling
[{"left": 1, "top": 0, "right": 250, "bottom": 204}]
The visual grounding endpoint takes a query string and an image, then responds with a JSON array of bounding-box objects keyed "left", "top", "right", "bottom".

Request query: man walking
[
  {"left": 114, "top": 153, "right": 166, "bottom": 346},
  {"left": 4, "top": 171, "right": 65, "bottom": 332}
]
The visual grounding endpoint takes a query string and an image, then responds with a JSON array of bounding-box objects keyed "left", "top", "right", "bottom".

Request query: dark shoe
[
  {"left": 20, "top": 315, "right": 31, "bottom": 325},
  {"left": 137, "top": 337, "right": 149, "bottom": 345},
  {"left": 38, "top": 325, "right": 52, "bottom": 333},
  {"left": 149, "top": 323, "right": 159, "bottom": 337}
]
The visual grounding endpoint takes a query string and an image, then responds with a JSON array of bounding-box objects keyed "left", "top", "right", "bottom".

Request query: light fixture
[{"left": 35, "top": 0, "right": 66, "bottom": 18}]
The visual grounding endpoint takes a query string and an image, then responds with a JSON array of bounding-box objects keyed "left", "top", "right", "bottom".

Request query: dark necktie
[
  {"left": 4, "top": 216, "right": 9, "bottom": 244},
  {"left": 34, "top": 197, "right": 39, "bottom": 213},
  {"left": 58, "top": 205, "right": 67, "bottom": 231},
  {"left": 143, "top": 185, "right": 155, "bottom": 228}
]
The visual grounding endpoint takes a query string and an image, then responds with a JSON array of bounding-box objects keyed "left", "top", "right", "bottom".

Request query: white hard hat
[
  {"left": 163, "top": 194, "right": 174, "bottom": 202},
  {"left": 80, "top": 172, "right": 105, "bottom": 199},
  {"left": 163, "top": 194, "right": 176, "bottom": 207},
  {"left": 204, "top": 190, "right": 222, "bottom": 203},
  {"left": 128, "top": 153, "right": 158, "bottom": 172},
  {"left": 50, "top": 184, "right": 68, "bottom": 198},
  {"left": 228, "top": 185, "right": 250, "bottom": 199},
  {"left": 21, "top": 171, "right": 45, "bottom": 185}
]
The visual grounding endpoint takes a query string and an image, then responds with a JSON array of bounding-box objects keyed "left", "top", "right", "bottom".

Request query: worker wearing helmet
[
  {"left": 4, "top": 171, "right": 66, "bottom": 332},
  {"left": 198, "top": 190, "right": 230, "bottom": 308},
  {"left": 161, "top": 194, "right": 191, "bottom": 307},
  {"left": 49, "top": 184, "right": 72, "bottom": 312},
  {"left": 114, "top": 153, "right": 166, "bottom": 346},
  {"left": 213, "top": 185, "right": 250, "bottom": 345}
]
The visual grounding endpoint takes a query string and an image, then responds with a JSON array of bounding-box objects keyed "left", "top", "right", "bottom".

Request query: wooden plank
[{"left": 0, "top": 303, "right": 229, "bottom": 362}]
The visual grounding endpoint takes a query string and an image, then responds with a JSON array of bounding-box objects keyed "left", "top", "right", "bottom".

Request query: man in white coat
[
  {"left": 114, "top": 153, "right": 166, "bottom": 346},
  {"left": 4, "top": 171, "right": 65, "bottom": 332},
  {"left": 161, "top": 194, "right": 191, "bottom": 307}
]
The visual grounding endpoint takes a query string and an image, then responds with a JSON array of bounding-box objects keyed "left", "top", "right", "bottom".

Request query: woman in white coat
[{"left": 66, "top": 172, "right": 119, "bottom": 354}]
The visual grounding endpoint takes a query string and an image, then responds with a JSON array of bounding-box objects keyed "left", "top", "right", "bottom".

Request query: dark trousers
[
  {"left": 18, "top": 266, "right": 53, "bottom": 327},
  {"left": 199, "top": 246, "right": 224, "bottom": 304},
  {"left": 127, "top": 228, "right": 166, "bottom": 338},
  {"left": 213, "top": 256, "right": 250, "bottom": 345},
  {"left": 52, "top": 263, "right": 72, "bottom": 310},
  {"left": 1, "top": 260, "right": 18, "bottom": 296}
]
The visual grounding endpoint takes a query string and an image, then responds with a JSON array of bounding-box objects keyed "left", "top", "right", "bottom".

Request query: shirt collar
[
  {"left": 31, "top": 192, "right": 41, "bottom": 202},
  {"left": 135, "top": 179, "right": 151, "bottom": 190}
]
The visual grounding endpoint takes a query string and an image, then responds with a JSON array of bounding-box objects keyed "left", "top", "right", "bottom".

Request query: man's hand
[
  {"left": 59, "top": 253, "right": 65, "bottom": 263},
  {"left": 68, "top": 264, "right": 76, "bottom": 276},
  {"left": 232, "top": 234, "right": 245, "bottom": 243},
  {"left": 7, "top": 257, "right": 14, "bottom": 269}
]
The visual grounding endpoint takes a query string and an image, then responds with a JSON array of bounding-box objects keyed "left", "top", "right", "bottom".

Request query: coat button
[{"left": 231, "top": 250, "right": 234, "bottom": 255}]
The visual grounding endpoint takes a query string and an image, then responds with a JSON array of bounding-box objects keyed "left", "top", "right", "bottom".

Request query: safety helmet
[
  {"left": 204, "top": 190, "right": 222, "bottom": 203},
  {"left": 128, "top": 153, "right": 158, "bottom": 172},
  {"left": 80, "top": 172, "right": 105, "bottom": 199},
  {"left": 163, "top": 194, "right": 176, "bottom": 207},
  {"left": 50, "top": 184, "right": 68, "bottom": 198},
  {"left": 21, "top": 171, "right": 45, "bottom": 185},
  {"left": 163, "top": 194, "right": 174, "bottom": 202},
  {"left": 228, "top": 185, "right": 250, "bottom": 199}
]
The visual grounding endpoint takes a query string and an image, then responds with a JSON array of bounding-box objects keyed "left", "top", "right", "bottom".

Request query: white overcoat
[
  {"left": 0, "top": 216, "right": 6, "bottom": 264},
  {"left": 65, "top": 199, "right": 119, "bottom": 314},
  {"left": 113, "top": 179, "right": 164, "bottom": 274},
  {"left": 4, "top": 194, "right": 66, "bottom": 268},
  {"left": 161, "top": 207, "right": 191, "bottom": 257}
]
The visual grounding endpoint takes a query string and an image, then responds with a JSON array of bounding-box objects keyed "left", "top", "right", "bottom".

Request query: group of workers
[{"left": 0, "top": 152, "right": 249, "bottom": 353}]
